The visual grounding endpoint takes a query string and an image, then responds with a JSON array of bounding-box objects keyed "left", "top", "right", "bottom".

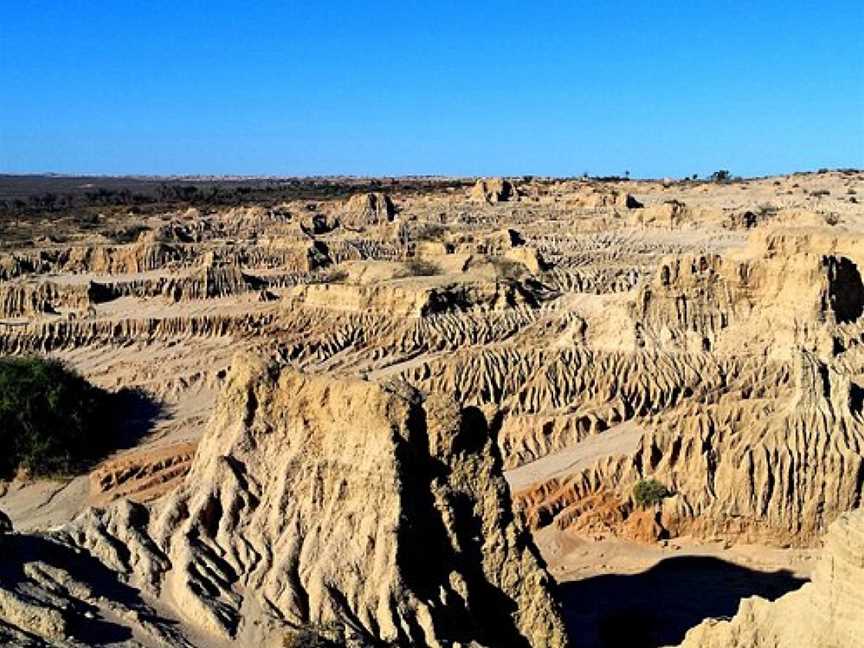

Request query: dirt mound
[
  {"left": 0, "top": 355, "right": 567, "bottom": 647},
  {"left": 88, "top": 441, "right": 197, "bottom": 505}
]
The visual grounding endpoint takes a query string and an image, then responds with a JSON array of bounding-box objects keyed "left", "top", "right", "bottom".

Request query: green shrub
[
  {"left": 0, "top": 356, "right": 136, "bottom": 478},
  {"left": 632, "top": 479, "right": 670, "bottom": 509},
  {"left": 283, "top": 623, "right": 344, "bottom": 648}
]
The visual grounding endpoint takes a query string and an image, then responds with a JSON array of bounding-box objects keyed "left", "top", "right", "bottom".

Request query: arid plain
[{"left": 0, "top": 171, "right": 862, "bottom": 647}]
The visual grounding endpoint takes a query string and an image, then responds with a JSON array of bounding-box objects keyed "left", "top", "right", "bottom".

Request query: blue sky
[{"left": 1, "top": 1, "right": 862, "bottom": 177}]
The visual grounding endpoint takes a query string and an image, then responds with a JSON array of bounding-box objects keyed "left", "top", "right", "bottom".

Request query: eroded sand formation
[
  {"left": 0, "top": 355, "right": 567, "bottom": 647},
  {"left": 0, "top": 171, "right": 862, "bottom": 646}
]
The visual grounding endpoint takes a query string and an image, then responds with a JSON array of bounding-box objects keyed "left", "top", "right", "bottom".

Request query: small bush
[
  {"left": 403, "top": 259, "right": 440, "bottom": 276},
  {"left": 633, "top": 479, "right": 670, "bottom": 509}
]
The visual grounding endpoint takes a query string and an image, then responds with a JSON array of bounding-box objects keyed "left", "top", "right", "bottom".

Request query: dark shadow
[
  {"left": 850, "top": 382, "right": 864, "bottom": 417},
  {"left": 108, "top": 386, "right": 166, "bottom": 451},
  {"left": 0, "top": 533, "right": 179, "bottom": 645},
  {"left": 825, "top": 256, "right": 864, "bottom": 324},
  {"left": 559, "top": 555, "right": 807, "bottom": 648},
  {"left": 453, "top": 406, "right": 488, "bottom": 455}
]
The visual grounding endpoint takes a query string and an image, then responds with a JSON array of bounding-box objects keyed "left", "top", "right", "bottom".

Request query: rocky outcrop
[
  {"left": 673, "top": 508, "right": 864, "bottom": 648},
  {"left": 505, "top": 246, "right": 549, "bottom": 274},
  {"left": 470, "top": 178, "right": 517, "bottom": 204},
  {"left": 633, "top": 200, "right": 689, "bottom": 227},
  {"left": 0, "top": 312, "right": 279, "bottom": 353},
  {"left": 0, "top": 238, "right": 191, "bottom": 279},
  {"left": 542, "top": 266, "right": 646, "bottom": 294},
  {"left": 339, "top": 192, "right": 397, "bottom": 229},
  {"left": 88, "top": 441, "right": 198, "bottom": 506},
  {"left": 274, "top": 306, "right": 544, "bottom": 371},
  {"left": 0, "top": 357, "right": 568, "bottom": 647},
  {"left": 161, "top": 260, "right": 261, "bottom": 302},
  {"left": 633, "top": 228, "right": 864, "bottom": 355},
  {"left": 0, "top": 281, "right": 93, "bottom": 318},
  {"left": 286, "top": 276, "right": 546, "bottom": 316},
  {"left": 401, "top": 347, "right": 791, "bottom": 470}
]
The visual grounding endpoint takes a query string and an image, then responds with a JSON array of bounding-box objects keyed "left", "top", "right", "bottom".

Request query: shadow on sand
[
  {"left": 559, "top": 555, "right": 807, "bottom": 648},
  {"left": 108, "top": 386, "right": 166, "bottom": 451}
]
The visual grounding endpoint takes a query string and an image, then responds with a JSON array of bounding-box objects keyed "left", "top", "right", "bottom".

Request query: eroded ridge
[{"left": 0, "top": 355, "right": 567, "bottom": 647}]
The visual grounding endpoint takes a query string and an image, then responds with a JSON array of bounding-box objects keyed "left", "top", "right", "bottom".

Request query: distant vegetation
[
  {"left": 0, "top": 176, "right": 473, "bottom": 220},
  {"left": 0, "top": 175, "right": 474, "bottom": 247},
  {"left": 633, "top": 479, "right": 670, "bottom": 509},
  {"left": 0, "top": 356, "right": 158, "bottom": 479}
]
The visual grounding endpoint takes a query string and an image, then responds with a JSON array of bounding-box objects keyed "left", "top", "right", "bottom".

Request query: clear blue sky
[{"left": 1, "top": 1, "right": 862, "bottom": 177}]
